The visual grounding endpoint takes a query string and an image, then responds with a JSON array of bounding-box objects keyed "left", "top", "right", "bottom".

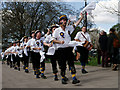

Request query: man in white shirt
[
  {"left": 15, "top": 40, "right": 23, "bottom": 71},
  {"left": 21, "top": 36, "right": 29, "bottom": 73},
  {"left": 26, "top": 30, "right": 36, "bottom": 75},
  {"left": 44, "top": 24, "right": 60, "bottom": 81},
  {"left": 75, "top": 26, "right": 91, "bottom": 74},
  {"left": 31, "top": 30, "right": 46, "bottom": 79},
  {"left": 52, "top": 13, "right": 83, "bottom": 84},
  {"left": 5, "top": 47, "right": 11, "bottom": 66},
  {"left": 5, "top": 42, "right": 17, "bottom": 68}
]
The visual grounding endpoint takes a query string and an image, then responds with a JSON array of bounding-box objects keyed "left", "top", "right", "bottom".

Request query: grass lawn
[{"left": 45, "top": 56, "right": 99, "bottom": 66}]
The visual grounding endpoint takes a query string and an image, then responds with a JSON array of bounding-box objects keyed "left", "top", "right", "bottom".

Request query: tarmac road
[{"left": 2, "top": 62, "right": 118, "bottom": 88}]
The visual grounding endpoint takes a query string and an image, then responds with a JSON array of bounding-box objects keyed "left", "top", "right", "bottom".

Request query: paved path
[{"left": 2, "top": 62, "right": 118, "bottom": 88}]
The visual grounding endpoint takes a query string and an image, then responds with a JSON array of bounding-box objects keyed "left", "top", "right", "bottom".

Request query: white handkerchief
[
  {"left": 81, "top": 2, "right": 96, "bottom": 14},
  {"left": 6, "top": 55, "right": 8, "bottom": 59},
  {"left": 68, "top": 41, "right": 78, "bottom": 47},
  {"left": 68, "top": 41, "right": 84, "bottom": 47},
  {"left": 19, "top": 54, "right": 23, "bottom": 58},
  {"left": 24, "top": 47, "right": 28, "bottom": 56},
  {"left": 11, "top": 55, "right": 13, "bottom": 61},
  {"left": 46, "top": 47, "right": 55, "bottom": 55},
  {"left": 39, "top": 51, "right": 45, "bottom": 62},
  {"left": 76, "top": 41, "right": 84, "bottom": 46}
]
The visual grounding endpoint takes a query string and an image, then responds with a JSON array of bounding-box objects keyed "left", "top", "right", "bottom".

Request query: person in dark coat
[
  {"left": 107, "top": 28, "right": 119, "bottom": 71},
  {"left": 99, "top": 31, "right": 108, "bottom": 67}
]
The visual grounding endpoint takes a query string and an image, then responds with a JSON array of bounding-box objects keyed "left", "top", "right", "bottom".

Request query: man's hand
[
  {"left": 80, "top": 13, "right": 84, "bottom": 19},
  {"left": 48, "top": 44, "right": 52, "bottom": 47},
  {"left": 38, "top": 48, "right": 41, "bottom": 50},
  {"left": 75, "top": 13, "right": 84, "bottom": 26},
  {"left": 60, "top": 41, "right": 64, "bottom": 44}
]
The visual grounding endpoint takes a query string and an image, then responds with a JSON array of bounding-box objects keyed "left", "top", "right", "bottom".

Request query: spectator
[
  {"left": 99, "top": 31, "right": 108, "bottom": 67},
  {"left": 107, "top": 28, "right": 119, "bottom": 71}
]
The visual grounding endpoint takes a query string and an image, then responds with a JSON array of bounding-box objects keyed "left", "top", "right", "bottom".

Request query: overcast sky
[{"left": 65, "top": 0, "right": 118, "bottom": 33}]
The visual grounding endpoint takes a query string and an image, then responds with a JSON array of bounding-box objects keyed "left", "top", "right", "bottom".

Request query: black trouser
[
  {"left": 33, "top": 52, "right": 41, "bottom": 69},
  {"left": 101, "top": 50, "right": 108, "bottom": 67},
  {"left": 57, "top": 47, "right": 76, "bottom": 77},
  {"left": 45, "top": 50, "right": 60, "bottom": 74},
  {"left": 23, "top": 53, "right": 29, "bottom": 68},
  {"left": 33, "top": 52, "right": 45, "bottom": 73},
  {"left": 27, "top": 50, "right": 32, "bottom": 63},
  {"left": 46, "top": 52, "right": 58, "bottom": 74},
  {"left": 7, "top": 55, "right": 11, "bottom": 65},
  {"left": 112, "top": 48, "right": 119, "bottom": 64},
  {"left": 16, "top": 55, "right": 20, "bottom": 67},
  {"left": 76, "top": 46, "right": 89, "bottom": 64},
  {"left": 31, "top": 51, "right": 35, "bottom": 70}
]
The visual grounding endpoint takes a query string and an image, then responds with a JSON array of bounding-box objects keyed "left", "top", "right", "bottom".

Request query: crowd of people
[
  {"left": 98, "top": 29, "right": 119, "bottom": 70},
  {"left": 1, "top": 13, "right": 119, "bottom": 85}
]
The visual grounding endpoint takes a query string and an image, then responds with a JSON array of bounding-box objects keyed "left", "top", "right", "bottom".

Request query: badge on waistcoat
[
  {"left": 40, "top": 40, "right": 43, "bottom": 46},
  {"left": 60, "top": 32, "right": 65, "bottom": 38},
  {"left": 36, "top": 42, "right": 39, "bottom": 47}
]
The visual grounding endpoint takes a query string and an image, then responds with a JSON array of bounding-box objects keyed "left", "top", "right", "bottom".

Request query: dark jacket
[
  {"left": 99, "top": 35, "right": 108, "bottom": 51},
  {"left": 107, "top": 33, "right": 118, "bottom": 54}
]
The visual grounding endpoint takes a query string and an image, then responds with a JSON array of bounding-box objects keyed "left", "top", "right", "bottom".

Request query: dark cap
[
  {"left": 23, "top": 36, "right": 28, "bottom": 40},
  {"left": 34, "top": 30, "right": 41, "bottom": 39},
  {"left": 59, "top": 15, "right": 68, "bottom": 22},
  {"left": 31, "top": 30, "right": 35, "bottom": 35},
  {"left": 50, "top": 24, "right": 59, "bottom": 31}
]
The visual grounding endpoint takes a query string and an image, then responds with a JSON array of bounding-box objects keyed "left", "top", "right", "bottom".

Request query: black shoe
[
  {"left": 82, "top": 69, "right": 88, "bottom": 74},
  {"left": 14, "top": 67, "right": 17, "bottom": 70},
  {"left": 112, "top": 66, "right": 118, "bottom": 71},
  {"left": 36, "top": 74, "right": 40, "bottom": 78},
  {"left": 25, "top": 69, "right": 29, "bottom": 73},
  {"left": 13, "top": 65, "right": 15, "bottom": 68},
  {"left": 64, "top": 76, "right": 69, "bottom": 81},
  {"left": 41, "top": 75, "right": 47, "bottom": 79},
  {"left": 54, "top": 77, "right": 59, "bottom": 81},
  {"left": 10, "top": 65, "right": 12, "bottom": 68},
  {"left": 112, "top": 65, "right": 118, "bottom": 71},
  {"left": 62, "top": 79, "right": 67, "bottom": 84},
  {"left": 7, "top": 63, "right": 9, "bottom": 65},
  {"left": 72, "top": 79, "right": 80, "bottom": 84},
  {"left": 38, "top": 71, "right": 41, "bottom": 75}
]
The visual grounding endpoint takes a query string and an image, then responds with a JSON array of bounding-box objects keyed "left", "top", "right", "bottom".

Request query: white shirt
[
  {"left": 26, "top": 38, "right": 35, "bottom": 46},
  {"left": 20, "top": 42, "right": 29, "bottom": 56},
  {"left": 31, "top": 37, "right": 45, "bottom": 53},
  {"left": 5, "top": 46, "right": 16, "bottom": 56},
  {"left": 26, "top": 38, "right": 35, "bottom": 51},
  {"left": 52, "top": 25, "right": 75, "bottom": 48},
  {"left": 15, "top": 45, "right": 23, "bottom": 57},
  {"left": 44, "top": 34, "right": 57, "bottom": 55},
  {"left": 11, "top": 46, "right": 17, "bottom": 53},
  {"left": 44, "top": 34, "right": 56, "bottom": 48},
  {"left": 74, "top": 31, "right": 91, "bottom": 43},
  {"left": 20, "top": 42, "right": 27, "bottom": 48},
  {"left": 44, "top": 34, "right": 53, "bottom": 43}
]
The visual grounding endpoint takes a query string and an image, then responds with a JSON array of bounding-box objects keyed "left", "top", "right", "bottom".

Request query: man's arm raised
[{"left": 74, "top": 13, "right": 84, "bottom": 26}]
